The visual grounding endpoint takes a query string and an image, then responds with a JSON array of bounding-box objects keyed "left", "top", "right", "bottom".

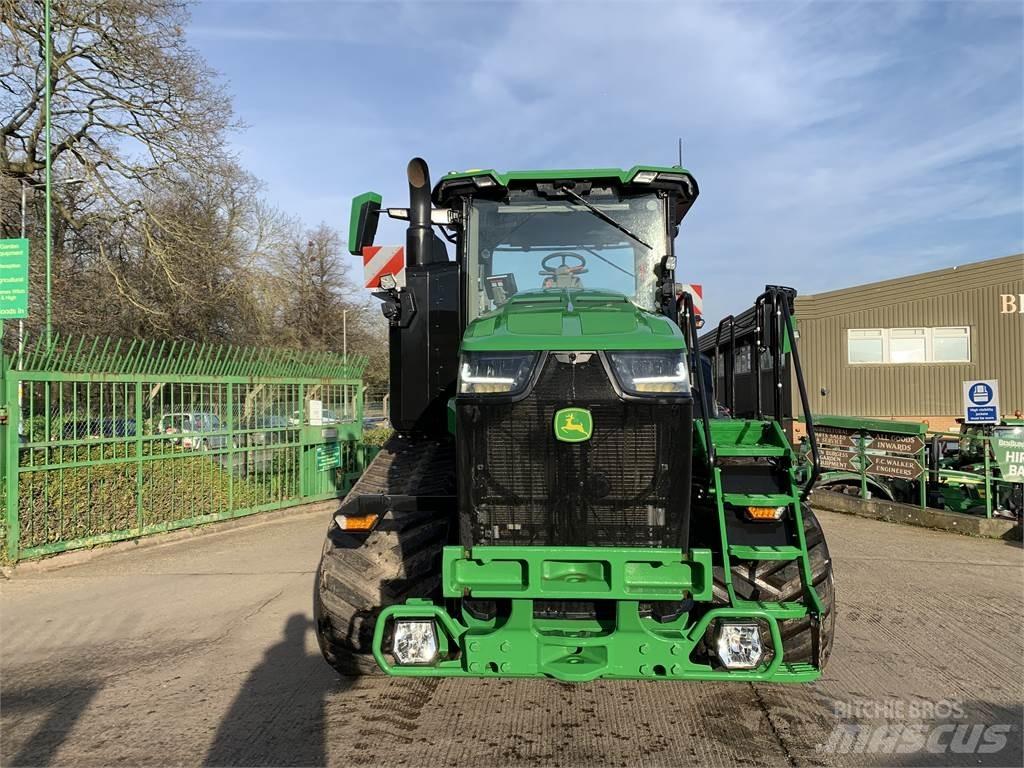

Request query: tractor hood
[{"left": 461, "top": 289, "right": 685, "bottom": 352}]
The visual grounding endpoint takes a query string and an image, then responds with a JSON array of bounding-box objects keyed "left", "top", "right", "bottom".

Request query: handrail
[
  {"left": 773, "top": 290, "right": 819, "bottom": 500},
  {"left": 753, "top": 297, "right": 764, "bottom": 420},
  {"left": 681, "top": 291, "right": 715, "bottom": 467},
  {"left": 769, "top": 292, "right": 783, "bottom": 420}
]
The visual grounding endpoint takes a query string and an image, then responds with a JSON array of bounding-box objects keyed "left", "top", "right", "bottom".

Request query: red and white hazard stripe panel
[
  {"left": 362, "top": 246, "right": 406, "bottom": 289},
  {"left": 678, "top": 283, "right": 703, "bottom": 315}
]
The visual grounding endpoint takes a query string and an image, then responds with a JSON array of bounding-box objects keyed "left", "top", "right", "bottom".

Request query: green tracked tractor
[{"left": 314, "top": 158, "right": 835, "bottom": 682}]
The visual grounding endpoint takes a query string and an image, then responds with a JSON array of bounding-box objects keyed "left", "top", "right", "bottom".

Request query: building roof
[{"left": 795, "top": 253, "right": 1024, "bottom": 319}]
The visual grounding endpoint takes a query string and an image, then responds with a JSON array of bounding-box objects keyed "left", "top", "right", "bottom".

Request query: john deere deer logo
[{"left": 554, "top": 407, "right": 593, "bottom": 442}]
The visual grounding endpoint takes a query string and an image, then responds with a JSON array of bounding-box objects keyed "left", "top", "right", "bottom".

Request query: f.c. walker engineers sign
[{"left": 0, "top": 239, "right": 30, "bottom": 318}]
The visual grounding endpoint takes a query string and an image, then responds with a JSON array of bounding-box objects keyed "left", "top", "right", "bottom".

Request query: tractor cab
[{"left": 431, "top": 168, "right": 697, "bottom": 320}]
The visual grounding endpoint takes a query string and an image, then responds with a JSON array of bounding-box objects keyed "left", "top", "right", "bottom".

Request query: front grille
[{"left": 457, "top": 354, "right": 692, "bottom": 548}]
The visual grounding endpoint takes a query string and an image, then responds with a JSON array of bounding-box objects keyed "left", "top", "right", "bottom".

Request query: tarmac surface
[{"left": 1, "top": 508, "right": 1021, "bottom": 767}]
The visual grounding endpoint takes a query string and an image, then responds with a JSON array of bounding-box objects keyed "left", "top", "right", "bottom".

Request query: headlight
[
  {"left": 392, "top": 620, "right": 438, "bottom": 665},
  {"left": 458, "top": 351, "right": 537, "bottom": 395},
  {"left": 607, "top": 350, "right": 690, "bottom": 396},
  {"left": 715, "top": 622, "right": 764, "bottom": 670}
]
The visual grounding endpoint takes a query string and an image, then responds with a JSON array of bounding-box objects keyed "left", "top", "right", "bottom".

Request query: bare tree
[
  {"left": 0, "top": 1, "right": 389, "bottom": 389},
  {"left": 1, "top": 0, "right": 234, "bottom": 192}
]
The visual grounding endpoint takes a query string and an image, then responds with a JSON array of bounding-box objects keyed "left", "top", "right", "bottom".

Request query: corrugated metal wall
[{"left": 794, "top": 254, "right": 1024, "bottom": 419}]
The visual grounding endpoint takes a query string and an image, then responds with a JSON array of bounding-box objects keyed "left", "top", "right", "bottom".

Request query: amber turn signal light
[
  {"left": 744, "top": 506, "right": 785, "bottom": 522},
  {"left": 335, "top": 514, "right": 379, "bottom": 531}
]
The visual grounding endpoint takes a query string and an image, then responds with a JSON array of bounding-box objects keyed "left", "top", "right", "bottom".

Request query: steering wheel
[{"left": 540, "top": 251, "right": 588, "bottom": 275}]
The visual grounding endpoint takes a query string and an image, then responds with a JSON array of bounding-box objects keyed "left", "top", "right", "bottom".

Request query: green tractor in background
[
  {"left": 313, "top": 158, "right": 834, "bottom": 681},
  {"left": 939, "top": 418, "right": 1024, "bottom": 518}
]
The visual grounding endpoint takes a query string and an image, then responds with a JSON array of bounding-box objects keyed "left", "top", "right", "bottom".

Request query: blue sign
[
  {"left": 963, "top": 380, "right": 1000, "bottom": 424},
  {"left": 967, "top": 383, "right": 993, "bottom": 405}
]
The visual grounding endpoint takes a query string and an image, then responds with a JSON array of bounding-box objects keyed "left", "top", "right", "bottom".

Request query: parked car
[
  {"left": 237, "top": 413, "right": 293, "bottom": 446},
  {"left": 157, "top": 412, "right": 228, "bottom": 451}
]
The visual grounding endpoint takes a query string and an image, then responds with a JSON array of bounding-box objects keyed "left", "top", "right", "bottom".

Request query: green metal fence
[{"left": 0, "top": 334, "right": 370, "bottom": 563}]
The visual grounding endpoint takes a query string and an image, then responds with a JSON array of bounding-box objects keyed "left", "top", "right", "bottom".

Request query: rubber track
[
  {"left": 712, "top": 507, "right": 836, "bottom": 669},
  {"left": 315, "top": 435, "right": 455, "bottom": 676}
]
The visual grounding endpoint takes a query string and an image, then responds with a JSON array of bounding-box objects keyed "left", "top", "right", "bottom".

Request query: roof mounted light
[
  {"left": 473, "top": 175, "right": 497, "bottom": 188},
  {"left": 656, "top": 172, "right": 695, "bottom": 195},
  {"left": 632, "top": 171, "right": 658, "bottom": 183}
]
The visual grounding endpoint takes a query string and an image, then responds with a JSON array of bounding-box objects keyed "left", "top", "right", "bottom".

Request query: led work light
[
  {"left": 715, "top": 622, "right": 764, "bottom": 670},
  {"left": 392, "top": 620, "right": 438, "bottom": 665}
]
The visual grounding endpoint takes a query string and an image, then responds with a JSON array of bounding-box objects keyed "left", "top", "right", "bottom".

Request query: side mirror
[{"left": 348, "top": 192, "right": 382, "bottom": 255}]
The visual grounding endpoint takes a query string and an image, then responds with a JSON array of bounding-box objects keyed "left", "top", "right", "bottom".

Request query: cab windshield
[{"left": 466, "top": 189, "right": 669, "bottom": 319}]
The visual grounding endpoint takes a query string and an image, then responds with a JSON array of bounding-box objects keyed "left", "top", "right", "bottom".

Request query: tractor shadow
[{"left": 204, "top": 613, "right": 357, "bottom": 768}]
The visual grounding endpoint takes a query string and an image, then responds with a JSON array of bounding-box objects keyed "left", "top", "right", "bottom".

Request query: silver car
[{"left": 158, "top": 412, "right": 229, "bottom": 451}]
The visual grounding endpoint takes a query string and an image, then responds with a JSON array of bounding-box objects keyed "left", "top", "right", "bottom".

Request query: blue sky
[{"left": 188, "top": 0, "right": 1023, "bottom": 322}]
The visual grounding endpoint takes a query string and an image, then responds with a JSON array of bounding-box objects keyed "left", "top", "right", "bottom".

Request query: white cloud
[
  {"left": 189, "top": 0, "right": 1023, "bottom": 322},
  {"left": 420, "top": 1, "right": 1022, "bottom": 319}
]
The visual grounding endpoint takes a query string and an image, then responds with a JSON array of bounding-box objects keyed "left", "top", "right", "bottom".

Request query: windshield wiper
[{"left": 559, "top": 185, "right": 652, "bottom": 250}]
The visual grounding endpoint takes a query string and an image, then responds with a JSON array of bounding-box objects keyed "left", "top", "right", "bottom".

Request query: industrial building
[{"left": 700, "top": 253, "right": 1023, "bottom": 433}]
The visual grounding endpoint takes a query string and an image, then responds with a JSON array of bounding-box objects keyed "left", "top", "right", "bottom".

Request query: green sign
[
  {"left": 316, "top": 442, "right": 341, "bottom": 471},
  {"left": 553, "top": 407, "right": 593, "bottom": 443},
  {"left": 993, "top": 433, "right": 1024, "bottom": 484},
  {"left": 0, "top": 239, "right": 29, "bottom": 319}
]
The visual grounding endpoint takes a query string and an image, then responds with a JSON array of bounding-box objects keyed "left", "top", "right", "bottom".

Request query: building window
[
  {"left": 889, "top": 328, "right": 926, "bottom": 363},
  {"left": 847, "top": 327, "right": 971, "bottom": 364},
  {"left": 933, "top": 326, "right": 971, "bottom": 362},
  {"left": 848, "top": 329, "right": 884, "bottom": 363}
]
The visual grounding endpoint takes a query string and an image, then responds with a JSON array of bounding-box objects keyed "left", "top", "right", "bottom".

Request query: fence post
[
  {"left": 226, "top": 382, "right": 234, "bottom": 516},
  {"left": 3, "top": 352, "right": 19, "bottom": 562},
  {"left": 983, "top": 444, "right": 993, "bottom": 519},
  {"left": 858, "top": 433, "right": 868, "bottom": 499},
  {"left": 355, "top": 380, "right": 366, "bottom": 473},
  {"left": 135, "top": 379, "right": 144, "bottom": 534},
  {"left": 919, "top": 444, "right": 927, "bottom": 510},
  {"left": 298, "top": 382, "right": 306, "bottom": 498}
]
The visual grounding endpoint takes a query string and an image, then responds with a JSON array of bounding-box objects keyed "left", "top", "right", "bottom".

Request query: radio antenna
[{"left": 677, "top": 138, "right": 683, "bottom": 167}]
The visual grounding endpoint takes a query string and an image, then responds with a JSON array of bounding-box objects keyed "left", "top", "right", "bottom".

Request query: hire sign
[{"left": 993, "top": 432, "right": 1024, "bottom": 484}]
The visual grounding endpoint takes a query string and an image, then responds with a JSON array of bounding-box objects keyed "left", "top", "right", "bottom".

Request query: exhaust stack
[
  {"left": 387, "top": 157, "right": 460, "bottom": 434},
  {"left": 406, "top": 158, "right": 444, "bottom": 267}
]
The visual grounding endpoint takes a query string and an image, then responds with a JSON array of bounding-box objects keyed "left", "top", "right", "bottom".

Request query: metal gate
[{"left": 0, "top": 335, "right": 369, "bottom": 563}]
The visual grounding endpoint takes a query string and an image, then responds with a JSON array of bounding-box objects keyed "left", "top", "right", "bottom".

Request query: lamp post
[
  {"left": 19, "top": 180, "right": 26, "bottom": 374},
  {"left": 44, "top": 0, "right": 52, "bottom": 350},
  {"left": 16, "top": 176, "right": 82, "bottom": 440},
  {"left": 18, "top": 177, "right": 83, "bottom": 368},
  {"left": 342, "top": 308, "right": 349, "bottom": 418}
]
